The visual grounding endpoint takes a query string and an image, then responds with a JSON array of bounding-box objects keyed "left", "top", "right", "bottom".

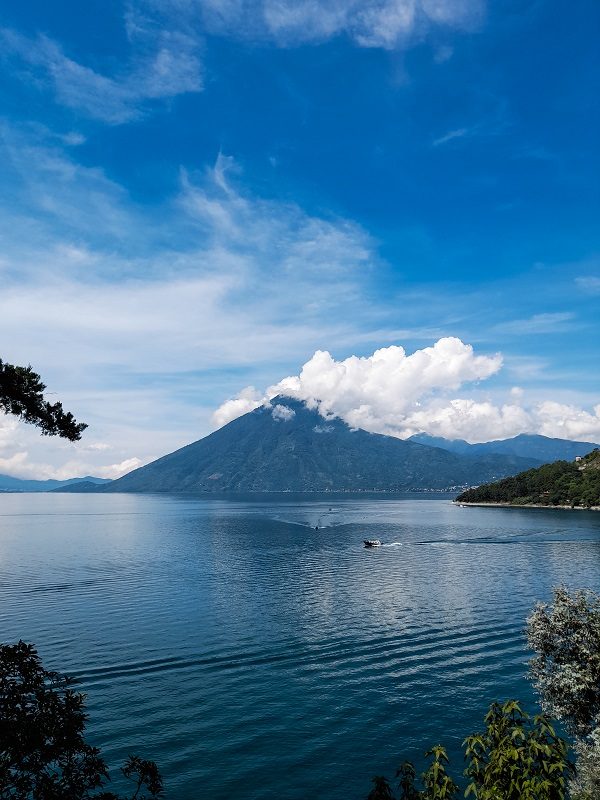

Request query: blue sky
[{"left": 0, "top": 0, "right": 599, "bottom": 478}]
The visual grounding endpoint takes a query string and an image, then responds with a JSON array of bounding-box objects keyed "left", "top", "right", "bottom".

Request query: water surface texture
[{"left": 1, "top": 494, "right": 599, "bottom": 798}]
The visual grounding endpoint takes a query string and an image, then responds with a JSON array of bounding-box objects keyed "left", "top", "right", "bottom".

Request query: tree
[
  {"left": 527, "top": 587, "right": 600, "bottom": 737},
  {"left": 0, "top": 359, "right": 87, "bottom": 441},
  {"left": 368, "top": 701, "right": 571, "bottom": 800},
  {"left": 396, "top": 762, "right": 419, "bottom": 800},
  {"left": 419, "top": 746, "right": 459, "bottom": 799},
  {"left": 527, "top": 587, "right": 600, "bottom": 800},
  {"left": 0, "top": 641, "right": 162, "bottom": 799},
  {"left": 367, "top": 776, "right": 395, "bottom": 800},
  {"left": 568, "top": 728, "right": 600, "bottom": 800},
  {"left": 463, "top": 701, "right": 571, "bottom": 800}
]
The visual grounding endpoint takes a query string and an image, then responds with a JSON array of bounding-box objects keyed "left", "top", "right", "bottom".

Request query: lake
[{"left": 1, "top": 493, "right": 599, "bottom": 798}]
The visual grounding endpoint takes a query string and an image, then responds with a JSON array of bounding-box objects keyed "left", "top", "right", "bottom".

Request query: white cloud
[
  {"left": 212, "top": 387, "right": 267, "bottom": 429},
  {"left": 96, "top": 458, "right": 144, "bottom": 479},
  {"left": 1, "top": 26, "right": 202, "bottom": 124},
  {"left": 0, "top": 130, "right": 391, "bottom": 478},
  {"left": 405, "top": 398, "right": 532, "bottom": 441},
  {"left": 82, "top": 442, "right": 113, "bottom": 452},
  {"left": 576, "top": 276, "right": 600, "bottom": 294},
  {"left": 0, "top": 448, "right": 142, "bottom": 481},
  {"left": 0, "top": 408, "right": 140, "bottom": 480},
  {"left": 536, "top": 402, "right": 600, "bottom": 442},
  {"left": 0, "top": 417, "right": 19, "bottom": 451},
  {"left": 213, "top": 337, "right": 503, "bottom": 433},
  {"left": 272, "top": 403, "right": 296, "bottom": 421},
  {"left": 196, "top": 0, "right": 484, "bottom": 49},
  {"left": 1, "top": 125, "right": 597, "bottom": 479},
  {"left": 270, "top": 338, "right": 502, "bottom": 427},
  {"left": 213, "top": 338, "right": 600, "bottom": 443}
]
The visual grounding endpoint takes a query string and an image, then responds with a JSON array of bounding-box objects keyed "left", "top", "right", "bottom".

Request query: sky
[{"left": 0, "top": 0, "right": 599, "bottom": 480}]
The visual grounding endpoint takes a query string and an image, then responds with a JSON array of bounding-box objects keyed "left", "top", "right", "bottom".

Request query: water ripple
[{"left": 1, "top": 493, "right": 598, "bottom": 800}]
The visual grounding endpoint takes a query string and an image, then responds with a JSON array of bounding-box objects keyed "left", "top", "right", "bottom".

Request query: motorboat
[{"left": 363, "top": 539, "right": 382, "bottom": 548}]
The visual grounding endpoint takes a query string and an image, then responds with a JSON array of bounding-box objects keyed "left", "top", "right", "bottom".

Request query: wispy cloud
[
  {"left": 0, "top": 126, "right": 391, "bottom": 476},
  {"left": 195, "top": 0, "right": 485, "bottom": 49},
  {"left": 432, "top": 127, "right": 469, "bottom": 147},
  {"left": 576, "top": 275, "right": 600, "bottom": 294},
  {"left": 0, "top": 122, "right": 597, "bottom": 477},
  {"left": 493, "top": 312, "right": 577, "bottom": 336},
  {"left": 0, "top": 24, "right": 202, "bottom": 124}
]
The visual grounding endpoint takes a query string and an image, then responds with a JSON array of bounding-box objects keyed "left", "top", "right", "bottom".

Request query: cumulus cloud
[
  {"left": 213, "top": 337, "right": 504, "bottom": 434},
  {"left": 405, "top": 398, "right": 531, "bottom": 441},
  {"left": 269, "top": 338, "right": 502, "bottom": 430},
  {"left": 197, "top": 0, "right": 484, "bottom": 49},
  {"left": 212, "top": 387, "right": 267, "bottom": 429},
  {"left": 213, "top": 338, "right": 600, "bottom": 443},
  {"left": 535, "top": 402, "right": 600, "bottom": 442}
]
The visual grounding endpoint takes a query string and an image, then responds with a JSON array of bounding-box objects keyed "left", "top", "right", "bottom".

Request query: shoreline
[{"left": 455, "top": 501, "right": 600, "bottom": 512}]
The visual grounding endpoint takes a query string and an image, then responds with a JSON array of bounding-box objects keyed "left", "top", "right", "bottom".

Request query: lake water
[{"left": 1, "top": 493, "right": 599, "bottom": 798}]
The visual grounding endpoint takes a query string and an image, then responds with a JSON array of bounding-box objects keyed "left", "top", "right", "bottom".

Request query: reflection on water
[{"left": 0, "top": 493, "right": 599, "bottom": 799}]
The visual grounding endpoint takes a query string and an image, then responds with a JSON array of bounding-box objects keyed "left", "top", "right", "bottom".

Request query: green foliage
[
  {"left": 527, "top": 587, "right": 600, "bottom": 799},
  {"left": 0, "top": 359, "right": 87, "bottom": 441},
  {"left": 420, "top": 746, "right": 459, "bottom": 799},
  {"left": 0, "top": 641, "right": 162, "bottom": 799},
  {"left": 463, "top": 700, "right": 571, "bottom": 800},
  {"left": 527, "top": 587, "right": 600, "bottom": 737},
  {"left": 456, "top": 451, "right": 600, "bottom": 508},
  {"left": 368, "top": 701, "right": 571, "bottom": 800}
]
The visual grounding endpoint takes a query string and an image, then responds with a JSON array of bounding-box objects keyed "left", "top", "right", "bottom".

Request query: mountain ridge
[
  {"left": 0, "top": 474, "right": 111, "bottom": 493},
  {"left": 72, "top": 397, "right": 544, "bottom": 493},
  {"left": 409, "top": 432, "right": 599, "bottom": 463}
]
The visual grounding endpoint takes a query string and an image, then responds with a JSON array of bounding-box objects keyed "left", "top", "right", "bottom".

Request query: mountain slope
[
  {"left": 0, "top": 474, "right": 111, "bottom": 493},
  {"left": 409, "top": 433, "right": 599, "bottom": 463},
  {"left": 101, "top": 398, "right": 540, "bottom": 493},
  {"left": 456, "top": 449, "right": 600, "bottom": 507}
]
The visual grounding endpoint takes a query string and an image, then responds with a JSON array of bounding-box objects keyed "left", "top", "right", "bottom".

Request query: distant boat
[{"left": 363, "top": 539, "right": 382, "bottom": 548}]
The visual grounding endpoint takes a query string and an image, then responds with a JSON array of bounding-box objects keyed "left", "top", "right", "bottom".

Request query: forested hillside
[{"left": 456, "top": 449, "right": 600, "bottom": 507}]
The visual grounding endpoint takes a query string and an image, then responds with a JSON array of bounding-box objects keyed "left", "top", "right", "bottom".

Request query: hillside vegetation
[{"left": 456, "top": 449, "right": 600, "bottom": 508}]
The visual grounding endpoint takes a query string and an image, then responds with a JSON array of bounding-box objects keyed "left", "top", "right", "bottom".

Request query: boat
[{"left": 363, "top": 539, "right": 382, "bottom": 548}]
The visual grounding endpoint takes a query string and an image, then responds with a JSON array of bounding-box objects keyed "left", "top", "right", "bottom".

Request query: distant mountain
[
  {"left": 51, "top": 480, "right": 112, "bottom": 493},
  {"left": 93, "top": 397, "right": 540, "bottom": 493},
  {"left": 409, "top": 433, "right": 599, "bottom": 464},
  {"left": 456, "top": 449, "right": 600, "bottom": 508},
  {"left": 0, "top": 474, "right": 112, "bottom": 493}
]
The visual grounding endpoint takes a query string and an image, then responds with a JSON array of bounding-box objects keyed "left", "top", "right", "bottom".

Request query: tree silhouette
[
  {"left": 0, "top": 359, "right": 87, "bottom": 441},
  {"left": 0, "top": 641, "right": 162, "bottom": 799}
]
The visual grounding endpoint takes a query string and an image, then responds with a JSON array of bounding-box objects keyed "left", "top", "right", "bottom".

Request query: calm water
[{"left": 1, "top": 493, "right": 599, "bottom": 798}]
